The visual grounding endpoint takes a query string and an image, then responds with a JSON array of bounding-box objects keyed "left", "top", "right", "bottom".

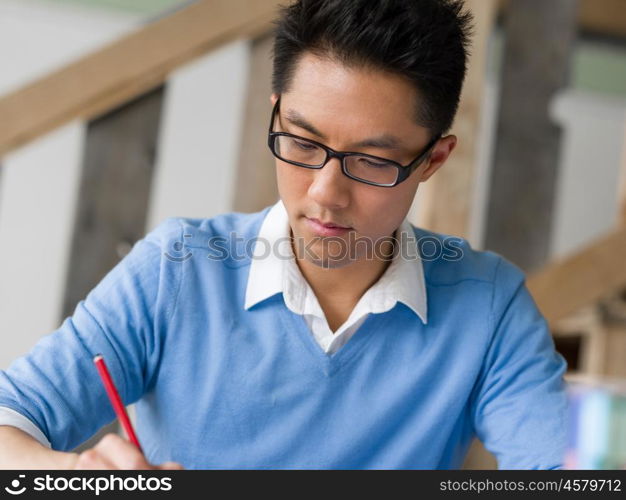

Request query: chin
[{"left": 306, "top": 255, "right": 354, "bottom": 270}]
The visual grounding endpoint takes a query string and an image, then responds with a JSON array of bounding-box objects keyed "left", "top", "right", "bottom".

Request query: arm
[
  {"left": 0, "top": 425, "right": 77, "bottom": 469},
  {"left": 469, "top": 257, "right": 568, "bottom": 470},
  {"left": 0, "top": 407, "right": 51, "bottom": 448},
  {"left": 0, "top": 218, "right": 184, "bottom": 466},
  {"left": 0, "top": 426, "right": 183, "bottom": 470}
]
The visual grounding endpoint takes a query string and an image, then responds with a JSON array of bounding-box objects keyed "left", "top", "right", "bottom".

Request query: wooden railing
[
  {"left": 0, "top": 0, "right": 280, "bottom": 156},
  {"left": 528, "top": 225, "right": 626, "bottom": 326},
  {"left": 528, "top": 96, "right": 626, "bottom": 329},
  {"left": 497, "top": 0, "right": 626, "bottom": 38},
  {"left": 2, "top": 0, "right": 624, "bottom": 158}
]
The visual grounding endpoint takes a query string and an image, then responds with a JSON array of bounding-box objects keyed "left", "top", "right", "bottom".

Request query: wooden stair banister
[
  {"left": 528, "top": 225, "right": 626, "bottom": 326},
  {"left": 0, "top": 0, "right": 280, "bottom": 157}
]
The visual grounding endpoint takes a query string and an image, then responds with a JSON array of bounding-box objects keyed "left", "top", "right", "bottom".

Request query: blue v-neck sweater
[{"left": 0, "top": 206, "right": 567, "bottom": 469}]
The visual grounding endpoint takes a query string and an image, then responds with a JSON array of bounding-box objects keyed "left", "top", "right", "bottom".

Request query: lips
[
  {"left": 307, "top": 217, "right": 351, "bottom": 229},
  {"left": 305, "top": 217, "right": 353, "bottom": 237}
]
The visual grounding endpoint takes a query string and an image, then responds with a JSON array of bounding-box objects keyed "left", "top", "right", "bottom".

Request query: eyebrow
[{"left": 282, "top": 108, "right": 404, "bottom": 151}]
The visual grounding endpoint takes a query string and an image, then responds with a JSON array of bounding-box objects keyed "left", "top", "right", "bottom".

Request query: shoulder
[
  {"left": 411, "top": 225, "right": 525, "bottom": 290},
  {"left": 145, "top": 206, "right": 273, "bottom": 249},
  {"left": 140, "top": 206, "right": 273, "bottom": 268}
]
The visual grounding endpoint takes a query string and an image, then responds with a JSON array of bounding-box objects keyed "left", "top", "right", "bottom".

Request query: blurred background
[{"left": 0, "top": 0, "right": 624, "bottom": 468}]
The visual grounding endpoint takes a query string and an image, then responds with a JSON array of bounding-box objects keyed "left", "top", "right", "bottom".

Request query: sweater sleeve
[
  {"left": 0, "top": 218, "right": 183, "bottom": 451},
  {"left": 469, "top": 256, "right": 569, "bottom": 470},
  {"left": 0, "top": 406, "right": 51, "bottom": 447}
]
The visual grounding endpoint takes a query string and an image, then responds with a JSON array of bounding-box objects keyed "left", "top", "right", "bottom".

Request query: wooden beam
[
  {"left": 577, "top": 0, "right": 626, "bottom": 38},
  {"left": 497, "top": 0, "right": 626, "bottom": 38},
  {"left": 62, "top": 87, "right": 165, "bottom": 319},
  {"left": 62, "top": 87, "right": 165, "bottom": 452},
  {"left": 552, "top": 306, "right": 607, "bottom": 375},
  {"left": 604, "top": 323, "right": 626, "bottom": 378},
  {"left": 528, "top": 225, "right": 626, "bottom": 326},
  {"left": 484, "top": 0, "right": 579, "bottom": 272},
  {"left": 413, "top": 0, "right": 497, "bottom": 239},
  {"left": 618, "top": 126, "right": 626, "bottom": 226},
  {"left": 0, "top": 0, "right": 280, "bottom": 157},
  {"left": 232, "top": 33, "right": 279, "bottom": 213},
  {"left": 462, "top": 438, "right": 497, "bottom": 469},
  {"left": 599, "top": 293, "right": 626, "bottom": 378}
]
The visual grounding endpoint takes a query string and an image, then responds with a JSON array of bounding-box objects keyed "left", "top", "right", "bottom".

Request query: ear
[
  {"left": 270, "top": 93, "right": 279, "bottom": 106},
  {"left": 419, "top": 135, "right": 457, "bottom": 182}
]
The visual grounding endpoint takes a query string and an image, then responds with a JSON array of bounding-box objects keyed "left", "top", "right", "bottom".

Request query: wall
[
  {"left": 469, "top": 29, "right": 626, "bottom": 259},
  {"left": 0, "top": 0, "right": 139, "bottom": 368},
  {"left": 0, "top": 0, "right": 251, "bottom": 368}
]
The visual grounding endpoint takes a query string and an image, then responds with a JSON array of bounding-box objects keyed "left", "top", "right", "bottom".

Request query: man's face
[{"left": 272, "top": 52, "right": 453, "bottom": 268}]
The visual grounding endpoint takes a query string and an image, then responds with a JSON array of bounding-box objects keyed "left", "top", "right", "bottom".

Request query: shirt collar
[{"left": 244, "top": 199, "right": 428, "bottom": 324}]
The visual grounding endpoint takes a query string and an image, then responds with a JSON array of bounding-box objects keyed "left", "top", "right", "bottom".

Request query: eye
[
  {"left": 293, "top": 139, "right": 317, "bottom": 151},
  {"left": 360, "top": 158, "right": 393, "bottom": 168}
]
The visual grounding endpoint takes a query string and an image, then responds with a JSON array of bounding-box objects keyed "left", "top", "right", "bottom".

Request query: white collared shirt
[{"left": 244, "top": 200, "right": 428, "bottom": 355}]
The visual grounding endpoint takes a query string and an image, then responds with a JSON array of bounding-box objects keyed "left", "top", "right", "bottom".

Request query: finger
[
  {"left": 94, "top": 433, "right": 153, "bottom": 470},
  {"left": 158, "top": 461, "right": 185, "bottom": 470},
  {"left": 74, "top": 449, "right": 116, "bottom": 470}
]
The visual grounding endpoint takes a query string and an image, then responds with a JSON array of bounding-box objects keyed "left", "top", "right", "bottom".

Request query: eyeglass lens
[{"left": 273, "top": 135, "right": 399, "bottom": 185}]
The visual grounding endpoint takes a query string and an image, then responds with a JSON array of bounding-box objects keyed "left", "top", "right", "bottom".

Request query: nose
[{"left": 307, "top": 156, "right": 351, "bottom": 210}]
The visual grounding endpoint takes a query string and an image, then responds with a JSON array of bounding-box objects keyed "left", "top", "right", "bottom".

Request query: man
[{"left": 0, "top": 0, "right": 567, "bottom": 469}]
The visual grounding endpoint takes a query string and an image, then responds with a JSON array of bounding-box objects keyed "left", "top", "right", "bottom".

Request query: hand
[{"left": 71, "top": 433, "right": 184, "bottom": 470}]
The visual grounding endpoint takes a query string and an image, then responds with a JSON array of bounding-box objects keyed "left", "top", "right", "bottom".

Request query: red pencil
[{"left": 93, "top": 354, "right": 143, "bottom": 453}]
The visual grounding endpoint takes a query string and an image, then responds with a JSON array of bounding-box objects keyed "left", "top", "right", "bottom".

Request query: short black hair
[{"left": 271, "top": 0, "right": 474, "bottom": 135}]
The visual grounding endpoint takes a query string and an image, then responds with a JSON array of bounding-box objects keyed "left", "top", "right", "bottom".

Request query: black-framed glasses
[{"left": 267, "top": 96, "right": 440, "bottom": 187}]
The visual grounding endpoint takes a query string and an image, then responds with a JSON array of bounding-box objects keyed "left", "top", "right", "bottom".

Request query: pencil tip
[{"left": 93, "top": 354, "right": 103, "bottom": 361}]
